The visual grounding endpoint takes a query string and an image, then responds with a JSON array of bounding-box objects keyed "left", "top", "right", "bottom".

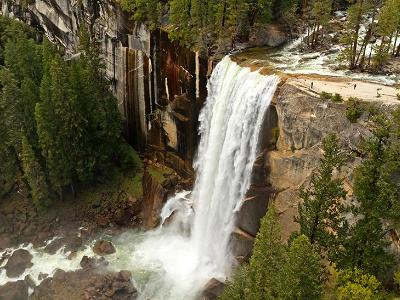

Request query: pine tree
[
  {"left": 219, "top": 265, "right": 251, "bottom": 300},
  {"left": 279, "top": 235, "right": 324, "bottom": 300},
  {"left": 119, "top": 0, "right": 162, "bottom": 30},
  {"left": 21, "top": 135, "right": 50, "bottom": 208},
  {"left": 374, "top": 0, "right": 400, "bottom": 68},
  {"left": 340, "top": 0, "right": 373, "bottom": 69},
  {"left": 296, "top": 133, "right": 347, "bottom": 260},
  {"left": 35, "top": 53, "right": 72, "bottom": 198},
  {"left": 247, "top": 206, "right": 286, "bottom": 299},
  {"left": 337, "top": 113, "right": 396, "bottom": 279}
]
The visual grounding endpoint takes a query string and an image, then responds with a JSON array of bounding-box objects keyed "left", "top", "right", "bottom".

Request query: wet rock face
[
  {"left": 31, "top": 269, "right": 137, "bottom": 300},
  {"left": 93, "top": 240, "right": 116, "bottom": 256},
  {"left": 4, "top": 249, "right": 33, "bottom": 278},
  {"left": 202, "top": 278, "right": 225, "bottom": 300},
  {"left": 142, "top": 170, "right": 167, "bottom": 229}
]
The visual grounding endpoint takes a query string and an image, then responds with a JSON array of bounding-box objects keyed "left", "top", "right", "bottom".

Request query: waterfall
[
  {"left": 112, "top": 56, "right": 279, "bottom": 299},
  {"left": 0, "top": 56, "right": 279, "bottom": 299},
  {"left": 190, "top": 56, "right": 279, "bottom": 275}
]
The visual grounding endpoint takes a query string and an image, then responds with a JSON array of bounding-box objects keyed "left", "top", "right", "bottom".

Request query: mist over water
[{"left": 0, "top": 56, "right": 279, "bottom": 300}]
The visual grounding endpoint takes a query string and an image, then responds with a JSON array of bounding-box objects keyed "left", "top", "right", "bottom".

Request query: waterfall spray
[{"left": 127, "top": 56, "right": 280, "bottom": 299}]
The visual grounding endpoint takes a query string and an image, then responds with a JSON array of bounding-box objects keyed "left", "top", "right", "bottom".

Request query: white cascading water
[
  {"left": 0, "top": 56, "right": 279, "bottom": 299},
  {"left": 123, "top": 56, "right": 280, "bottom": 299}
]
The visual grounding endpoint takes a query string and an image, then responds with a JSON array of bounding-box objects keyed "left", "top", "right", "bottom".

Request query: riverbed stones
[
  {"left": 4, "top": 249, "right": 33, "bottom": 278},
  {"left": 92, "top": 240, "right": 116, "bottom": 256},
  {"left": 0, "top": 280, "right": 29, "bottom": 300}
]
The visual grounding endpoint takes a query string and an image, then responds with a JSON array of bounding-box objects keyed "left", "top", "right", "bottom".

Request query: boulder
[
  {"left": 92, "top": 240, "right": 116, "bottom": 256},
  {"left": 4, "top": 249, "right": 33, "bottom": 278},
  {"left": 142, "top": 170, "right": 167, "bottom": 229},
  {"left": 249, "top": 24, "right": 288, "bottom": 47},
  {"left": 0, "top": 235, "right": 11, "bottom": 251},
  {"left": 80, "top": 256, "right": 108, "bottom": 269},
  {"left": 0, "top": 280, "right": 29, "bottom": 300},
  {"left": 202, "top": 278, "right": 225, "bottom": 299}
]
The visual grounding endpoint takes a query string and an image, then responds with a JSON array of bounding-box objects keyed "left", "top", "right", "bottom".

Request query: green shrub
[
  {"left": 396, "top": 93, "right": 400, "bottom": 101},
  {"left": 346, "top": 97, "right": 363, "bottom": 123},
  {"left": 336, "top": 268, "right": 383, "bottom": 300},
  {"left": 271, "top": 127, "right": 280, "bottom": 145},
  {"left": 118, "top": 141, "right": 142, "bottom": 174},
  {"left": 332, "top": 93, "right": 344, "bottom": 102},
  {"left": 320, "top": 91, "right": 333, "bottom": 100}
]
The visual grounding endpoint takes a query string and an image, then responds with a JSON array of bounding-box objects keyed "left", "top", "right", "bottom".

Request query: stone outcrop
[
  {"left": 30, "top": 269, "right": 137, "bottom": 300},
  {"left": 0, "top": 280, "right": 29, "bottom": 300},
  {"left": 249, "top": 24, "right": 288, "bottom": 47},
  {"left": 93, "top": 240, "right": 116, "bottom": 256},
  {"left": 267, "top": 80, "right": 395, "bottom": 240},
  {"left": 142, "top": 169, "right": 167, "bottom": 229},
  {"left": 4, "top": 249, "right": 33, "bottom": 278}
]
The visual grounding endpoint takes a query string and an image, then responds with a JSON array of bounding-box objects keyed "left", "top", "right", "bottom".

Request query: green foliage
[
  {"left": 21, "top": 135, "right": 50, "bottom": 208},
  {"left": 336, "top": 268, "right": 382, "bottom": 300},
  {"left": 219, "top": 265, "right": 251, "bottom": 300},
  {"left": 119, "top": 0, "right": 162, "bottom": 30},
  {"left": 296, "top": 133, "right": 347, "bottom": 260},
  {"left": 248, "top": 206, "right": 286, "bottom": 299},
  {"left": 220, "top": 208, "right": 324, "bottom": 300},
  {"left": 320, "top": 91, "right": 333, "bottom": 100},
  {"left": 279, "top": 235, "right": 325, "bottom": 300},
  {"left": 120, "top": 0, "right": 289, "bottom": 53},
  {"left": 271, "top": 126, "right": 280, "bottom": 145},
  {"left": 0, "top": 17, "right": 130, "bottom": 206},
  {"left": 118, "top": 141, "right": 142, "bottom": 173},
  {"left": 331, "top": 93, "right": 344, "bottom": 103},
  {"left": 346, "top": 97, "right": 363, "bottom": 123},
  {"left": 336, "top": 112, "right": 398, "bottom": 278},
  {"left": 319, "top": 91, "right": 344, "bottom": 103}
]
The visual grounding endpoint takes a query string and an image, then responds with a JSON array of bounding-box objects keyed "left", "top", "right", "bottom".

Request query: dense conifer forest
[{"left": 0, "top": 17, "right": 140, "bottom": 208}]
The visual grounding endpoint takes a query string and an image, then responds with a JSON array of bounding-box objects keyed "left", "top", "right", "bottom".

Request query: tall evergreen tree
[
  {"left": 279, "top": 235, "right": 325, "bottom": 300},
  {"left": 248, "top": 206, "right": 286, "bottom": 299},
  {"left": 337, "top": 113, "right": 396, "bottom": 279},
  {"left": 296, "top": 133, "right": 347, "bottom": 260},
  {"left": 21, "top": 135, "right": 50, "bottom": 208}
]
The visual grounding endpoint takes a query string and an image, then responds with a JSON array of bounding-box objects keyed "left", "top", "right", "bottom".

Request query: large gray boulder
[{"left": 4, "top": 249, "right": 33, "bottom": 278}]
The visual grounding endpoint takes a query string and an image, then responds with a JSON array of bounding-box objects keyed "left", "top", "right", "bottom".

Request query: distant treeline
[{"left": 119, "top": 0, "right": 400, "bottom": 71}]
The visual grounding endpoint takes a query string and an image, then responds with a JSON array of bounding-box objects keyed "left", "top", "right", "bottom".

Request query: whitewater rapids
[{"left": 0, "top": 56, "right": 279, "bottom": 299}]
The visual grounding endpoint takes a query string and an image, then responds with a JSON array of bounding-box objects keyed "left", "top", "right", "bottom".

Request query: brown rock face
[
  {"left": 4, "top": 249, "right": 33, "bottom": 278},
  {"left": 142, "top": 170, "right": 167, "bottom": 229},
  {"left": 92, "top": 240, "right": 116, "bottom": 256},
  {"left": 202, "top": 278, "right": 225, "bottom": 300},
  {"left": 0, "top": 280, "right": 29, "bottom": 300},
  {"left": 30, "top": 269, "right": 137, "bottom": 300},
  {"left": 267, "top": 82, "right": 394, "bottom": 241},
  {"left": 249, "top": 24, "right": 288, "bottom": 47}
]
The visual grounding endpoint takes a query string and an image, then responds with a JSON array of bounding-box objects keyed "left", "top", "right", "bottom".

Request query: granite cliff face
[{"left": 1, "top": 0, "right": 208, "bottom": 177}]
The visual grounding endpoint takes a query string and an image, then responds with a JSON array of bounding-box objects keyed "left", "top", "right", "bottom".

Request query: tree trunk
[
  {"left": 351, "top": 0, "right": 365, "bottom": 69},
  {"left": 393, "top": 30, "right": 399, "bottom": 55}
]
